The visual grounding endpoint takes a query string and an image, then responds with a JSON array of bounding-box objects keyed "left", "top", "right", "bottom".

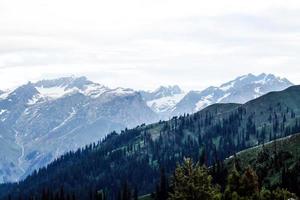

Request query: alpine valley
[{"left": 0, "top": 74, "right": 299, "bottom": 199}]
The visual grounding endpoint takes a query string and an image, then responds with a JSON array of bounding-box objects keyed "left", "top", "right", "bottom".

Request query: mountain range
[
  {"left": 0, "top": 77, "right": 157, "bottom": 183},
  {"left": 0, "top": 73, "right": 293, "bottom": 183},
  {"left": 1, "top": 84, "right": 299, "bottom": 199},
  {"left": 151, "top": 73, "right": 292, "bottom": 117}
]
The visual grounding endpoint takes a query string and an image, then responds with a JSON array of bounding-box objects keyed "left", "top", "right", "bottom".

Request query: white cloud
[{"left": 0, "top": 0, "right": 300, "bottom": 91}]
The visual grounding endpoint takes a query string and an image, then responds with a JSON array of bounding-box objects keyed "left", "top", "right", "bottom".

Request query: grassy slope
[
  {"left": 140, "top": 133, "right": 300, "bottom": 198},
  {"left": 226, "top": 132, "right": 300, "bottom": 189},
  {"left": 226, "top": 132, "right": 300, "bottom": 166}
]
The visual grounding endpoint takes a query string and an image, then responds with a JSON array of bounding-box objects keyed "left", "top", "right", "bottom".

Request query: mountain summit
[
  {"left": 171, "top": 73, "right": 293, "bottom": 116},
  {"left": 0, "top": 76, "right": 158, "bottom": 183},
  {"left": 140, "top": 85, "right": 183, "bottom": 100},
  {"left": 140, "top": 85, "right": 185, "bottom": 114}
]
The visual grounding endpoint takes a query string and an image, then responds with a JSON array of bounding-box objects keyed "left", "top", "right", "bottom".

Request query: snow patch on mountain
[
  {"left": 34, "top": 76, "right": 109, "bottom": 100},
  {"left": 51, "top": 107, "right": 77, "bottom": 132},
  {"left": 220, "top": 81, "right": 235, "bottom": 91},
  {"left": 195, "top": 94, "right": 213, "bottom": 111},
  {"left": 0, "top": 109, "right": 9, "bottom": 122},
  {"left": 141, "top": 85, "right": 185, "bottom": 115},
  {"left": 108, "top": 88, "right": 136, "bottom": 96},
  {"left": 0, "top": 90, "right": 11, "bottom": 100},
  {"left": 0, "top": 109, "right": 7, "bottom": 115},
  {"left": 27, "top": 94, "right": 44, "bottom": 105},
  {"left": 83, "top": 84, "right": 108, "bottom": 98},
  {"left": 36, "top": 86, "right": 73, "bottom": 99},
  {"left": 152, "top": 85, "right": 183, "bottom": 99},
  {"left": 217, "top": 93, "right": 231, "bottom": 103},
  {"left": 147, "top": 93, "right": 185, "bottom": 113}
]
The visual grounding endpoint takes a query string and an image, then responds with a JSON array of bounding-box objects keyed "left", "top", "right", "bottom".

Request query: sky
[{"left": 0, "top": 0, "right": 300, "bottom": 91}]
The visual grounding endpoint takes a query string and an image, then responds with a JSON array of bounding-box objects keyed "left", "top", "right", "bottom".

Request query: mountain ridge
[
  {"left": 171, "top": 73, "right": 293, "bottom": 116},
  {"left": 0, "top": 77, "right": 158, "bottom": 183}
]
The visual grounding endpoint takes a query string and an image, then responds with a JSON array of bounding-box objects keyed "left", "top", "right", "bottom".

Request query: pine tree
[
  {"left": 155, "top": 167, "right": 168, "bottom": 200},
  {"left": 121, "top": 182, "right": 131, "bottom": 200},
  {"left": 168, "top": 158, "right": 221, "bottom": 200},
  {"left": 199, "top": 148, "right": 206, "bottom": 166},
  {"left": 133, "top": 188, "right": 138, "bottom": 200},
  {"left": 239, "top": 167, "right": 259, "bottom": 198},
  {"left": 223, "top": 166, "right": 241, "bottom": 200}
]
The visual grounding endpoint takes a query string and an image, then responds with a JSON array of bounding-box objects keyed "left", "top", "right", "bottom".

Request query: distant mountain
[
  {"left": 140, "top": 85, "right": 183, "bottom": 101},
  {"left": 1, "top": 85, "right": 300, "bottom": 199},
  {"left": 140, "top": 85, "right": 185, "bottom": 115},
  {"left": 0, "top": 76, "right": 158, "bottom": 183},
  {"left": 0, "top": 73, "right": 294, "bottom": 184},
  {"left": 171, "top": 73, "right": 293, "bottom": 116}
]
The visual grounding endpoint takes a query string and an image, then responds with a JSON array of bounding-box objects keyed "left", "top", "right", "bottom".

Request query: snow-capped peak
[
  {"left": 106, "top": 87, "right": 136, "bottom": 97},
  {"left": 0, "top": 77, "right": 159, "bottom": 184},
  {"left": 147, "top": 93, "right": 186, "bottom": 113},
  {"left": 171, "top": 73, "right": 293, "bottom": 116},
  {"left": 254, "top": 73, "right": 292, "bottom": 85},
  {"left": 141, "top": 85, "right": 185, "bottom": 114},
  {"left": 33, "top": 76, "right": 109, "bottom": 100},
  {"left": 219, "top": 73, "right": 292, "bottom": 92},
  {"left": 0, "top": 76, "right": 143, "bottom": 107},
  {"left": 153, "top": 85, "right": 183, "bottom": 99},
  {"left": 34, "top": 76, "right": 92, "bottom": 89}
]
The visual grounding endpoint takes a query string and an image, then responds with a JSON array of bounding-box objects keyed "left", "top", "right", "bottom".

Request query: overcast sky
[{"left": 0, "top": 0, "right": 300, "bottom": 91}]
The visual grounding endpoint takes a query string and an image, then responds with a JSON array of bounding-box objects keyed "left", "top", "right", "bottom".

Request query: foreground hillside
[
  {"left": 226, "top": 132, "right": 300, "bottom": 196},
  {"left": 1, "top": 86, "right": 300, "bottom": 200},
  {"left": 141, "top": 133, "right": 300, "bottom": 200}
]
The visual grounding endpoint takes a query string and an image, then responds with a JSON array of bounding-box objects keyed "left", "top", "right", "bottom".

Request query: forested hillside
[
  {"left": 148, "top": 133, "right": 300, "bottom": 200},
  {"left": 1, "top": 86, "right": 300, "bottom": 200},
  {"left": 139, "top": 133, "right": 300, "bottom": 200},
  {"left": 225, "top": 132, "right": 300, "bottom": 196}
]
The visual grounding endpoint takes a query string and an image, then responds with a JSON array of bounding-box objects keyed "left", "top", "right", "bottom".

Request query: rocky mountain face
[{"left": 0, "top": 77, "right": 158, "bottom": 183}]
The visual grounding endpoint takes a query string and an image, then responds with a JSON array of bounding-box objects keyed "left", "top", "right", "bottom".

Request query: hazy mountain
[
  {"left": 0, "top": 73, "right": 294, "bottom": 183},
  {"left": 1, "top": 85, "right": 300, "bottom": 199},
  {"left": 171, "top": 73, "right": 293, "bottom": 116},
  {"left": 0, "top": 76, "right": 158, "bottom": 183},
  {"left": 140, "top": 85, "right": 183, "bottom": 101},
  {"left": 140, "top": 73, "right": 293, "bottom": 119},
  {"left": 140, "top": 85, "right": 185, "bottom": 115}
]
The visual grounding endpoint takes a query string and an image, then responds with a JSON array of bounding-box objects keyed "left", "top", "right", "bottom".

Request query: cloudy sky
[{"left": 0, "top": 0, "right": 300, "bottom": 91}]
